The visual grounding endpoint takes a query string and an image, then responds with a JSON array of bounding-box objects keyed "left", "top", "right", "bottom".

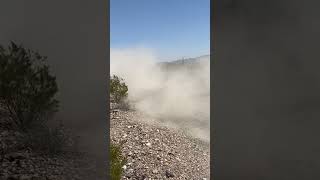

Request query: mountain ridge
[
  {"left": 159, "top": 54, "right": 210, "bottom": 65},
  {"left": 157, "top": 54, "right": 210, "bottom": 72}
]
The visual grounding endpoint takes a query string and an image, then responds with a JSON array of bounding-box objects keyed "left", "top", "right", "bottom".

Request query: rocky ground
[
  {"left": 0, "top": 126, "right": 101, "bottom": 180},
  {"left": 0, "top": 105, "right": 210, "bottom": 180},
  {"left": 110, "top": 107, "right": 210, "bottom": 180}
]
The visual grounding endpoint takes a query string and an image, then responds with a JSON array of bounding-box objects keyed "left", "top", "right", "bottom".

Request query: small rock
[
  {"left": 1, "top": 131, "right": 9, "bottom": 136},
  {"left": 128, "top": 168, "right": 134, "bottom": 173},
  {"left": 139, "top": 175, "right": 147, "bottom": 180},
  {"left": 19, "top": 175, "right": 32, "bottom": 180},
  {"left": 7, "top": 152, "right": 27, "bottom": 161},
  {"left": 165, "top": 170, "right": 175, "bottom": 178},
  {"left": 152, "top": 169, "right": 158, "bottom": 174},
  {"left": 168, "top": 152, "right": 174, "bottom": 156}
]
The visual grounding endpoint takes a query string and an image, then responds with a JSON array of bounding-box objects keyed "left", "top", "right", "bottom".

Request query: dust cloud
[{"left": 111, "top": 47, "right": 210, "bottom": 142}]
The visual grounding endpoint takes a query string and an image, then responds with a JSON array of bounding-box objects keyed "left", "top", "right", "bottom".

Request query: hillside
[
  {"left": 110, "top": 104, "right": 210, "bottom": 179},
  {"left": 158, "top": 55, "right": 210, "bottom": 73},
  {"left": 110, "top": 54, "right": 211, "bottom": 179}
]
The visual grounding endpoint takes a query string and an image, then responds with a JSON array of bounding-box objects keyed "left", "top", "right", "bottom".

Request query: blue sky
[{"left": 110, "top": 0, "right": 210, "bottom": 61}]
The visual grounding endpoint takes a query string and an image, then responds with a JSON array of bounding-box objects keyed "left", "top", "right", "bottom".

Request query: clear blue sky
[{"left": 110, "top": 0, "right": 210, "bottom": 61}]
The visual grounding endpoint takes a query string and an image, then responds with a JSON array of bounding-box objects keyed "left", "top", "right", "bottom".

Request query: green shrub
[
  {"left": 110, "top": 143, "right": 126, "bottom": 180},
  {"left": 0, "top": 42, "right": 72, "bottom": 155},
  {"left": 110, "top": 75, "right": 128, "bottom": 103},
  {"left": 0, "top": 42, "right": 59, "bottom": 132}
]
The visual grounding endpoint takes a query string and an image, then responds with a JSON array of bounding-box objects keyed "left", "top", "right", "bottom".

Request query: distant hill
[{"left": 158, "top": 55, "right": 210, "bottom": 72}]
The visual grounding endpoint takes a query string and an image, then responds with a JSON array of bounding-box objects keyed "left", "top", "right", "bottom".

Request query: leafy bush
[
  {"left": 0, "top": 42, "right": 59, "bottom": 132},
  {"left": 110, "top": 143, "right": 126, "bottom": 180},
  {"left": 110, "top": 75, "right": 128, "bottom": 103},
  {"left": 0, "top": 42, "right": 72, "bottom": 155}
]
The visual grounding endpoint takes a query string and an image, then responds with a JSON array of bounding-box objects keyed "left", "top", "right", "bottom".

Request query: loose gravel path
[{"left": 110, "top": 109, "right": 210, "bottom": 180}]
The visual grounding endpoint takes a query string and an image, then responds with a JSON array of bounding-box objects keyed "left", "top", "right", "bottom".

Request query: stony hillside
[
  {"left": 110, "top": 105, "right": 210, "bottom": 180},
  {"left": 0, "top": 123, "right": 102, "bottom": 180}
]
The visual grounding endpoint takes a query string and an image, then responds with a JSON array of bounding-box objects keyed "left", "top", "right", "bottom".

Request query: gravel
[
  {"left": 0, "top": 127, "right": 102, "bottom": 180},
  {"left": 110, "top": 107, "right": 210, "bottom": 180},
  {"left": 0, "top": 104, "right": 210, "bottom": 180}
]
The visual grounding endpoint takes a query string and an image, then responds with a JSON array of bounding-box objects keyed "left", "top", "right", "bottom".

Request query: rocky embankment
[
  {"left": 110, "top": 107, "right": 210, "bottom": 180},
  {"left": 0, "top": 127, "right": 99, "bottom": 180}
]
